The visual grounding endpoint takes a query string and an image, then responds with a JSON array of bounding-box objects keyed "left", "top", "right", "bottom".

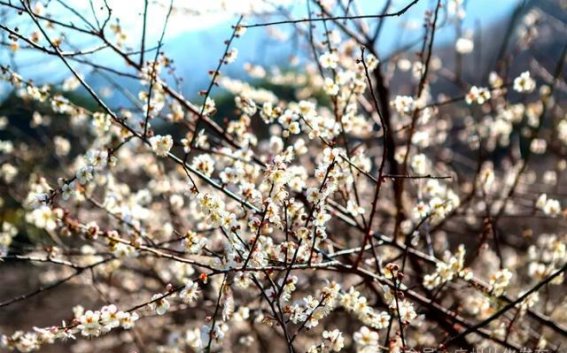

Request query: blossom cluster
[{"left": 1, "top": 305, "right": 138, "bottom": 352}]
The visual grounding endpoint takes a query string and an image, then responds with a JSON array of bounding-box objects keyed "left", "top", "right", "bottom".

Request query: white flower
[
  {"left": 93, "top": 112, "right": 111, "bottom": 133},
  {"left": 119, "top": 312, "right": 139, "bottom": 329},
  {"left": 111, "top": 242, "right": 138, "bottom": 258},
  {"left": 372, "top": 311, "right": 391, "bottom": 329},
  {"left": 28, "top": 206, "right": 58, "bottom": 231},
  {"left": 398, "top": 300, "right": 417, "bottom": 322},
  {"left": 86, "top": 150, "right": 108, "bottom": 170},
  {"left": 0, "top": 222, "right": 17, "bottom": 256},
  {"left": 536, "top": 194, "right": 548, "bottom": 210},
  {"left": 150, "top": 294, "right": 170, "bottom": 315},
  {"left": 288, "top": 121, "right": 301, "bottom": 135},
  {"left": 62, "top": 75, "right": 81, "bottom": 91},
  {"left": 306, "top": 188, "right": 322, "bottom": 204},
  {"left": 183, "top": 231, "right": 207, "bottom": 254},
  {"left": 513, "top": 71, "right": 536, "bottom": 93},
  {"left": 186, "top": 327, "right": 203, "bottom": 350},
  {"left": 489, "top": 268, "right": 513, "bottom": 296},
  {"left": 191, "top": 154, "right": 216, "bottom": 177},
  {"left": 365, "top": 53, "right": 379, "bottom": 71},
  {"left": 202, "top": 97, "right": 216, "bottom": 116},
  {"left": 169, "top": 194, "right": 184, "bottom": 210},
  {"left": 543, "top": 199, "right": 561, "bottom": 217},
  {"left": 412, "top": 201, "right": 430, "bottom": 220},
  {"left": 353, "top": 326, "right": 379, "bottom": 351},
  {"left": 392, "top": 95, "right": 415, "bottom": 114},
  {"left": 0, "top": 115, "right": 9, "bottom": 130},
  {"left": 323, "top": 77, "right": 339, "bottom": 96},
  {"left": 0, "top": 140, "right": 14, "bottom": 153},
  {"left": 411, "top": 153, "right": 428, "bottom": 175},
  {"left": 179, "top": 280, "right": 200, "bottom": 304},
  {"left": 76, "top": 166, "right": 94, "bottom": 185},
  {"left": 0, "top": 163, "right": 18, "bottom": 183},
  {"left": 52, "top": 136, "right": 71, "bottom": 157},
  {"left": 61, "top": 182, "right": 76, "bottom": 201},
  {"left": 319, "top": 52, "right": 339, "bottom": 69},
  {"left": 558, "top": 120, "right": 567, "bottom": 145},
  {"left": 536, "top": 194, "right": 562, "bottom": 217},
  {"left": 465, "top": 86, "right": 491, "bottom": 105},
  {"left": 78, "top": 310, "right": 102, "bottom": 337},
  {"left": 100, "top": 305, "right": 121, "bottom": 331},
  {"left": 235, "top": 96, "right": 257, "bottom": 115},
  {"left": 149, "top": 135, "right": 173, "bottom": 157},
  {"left": 455, "top": 37, "right": 474, "bottom": 54},
  {"left": 322, "top": 329, "right": 345, "bottom": 352}
]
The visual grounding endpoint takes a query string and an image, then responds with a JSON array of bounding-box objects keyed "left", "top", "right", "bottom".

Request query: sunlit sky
[
  {"left": 1, "top": 0, "right": 522, "bottom": 97},
  {"left": 63, "top": 0, "right": 520, "bottom": 42},
  {"left": 64, "top": 0, "right": 292, "bottom": 40}
]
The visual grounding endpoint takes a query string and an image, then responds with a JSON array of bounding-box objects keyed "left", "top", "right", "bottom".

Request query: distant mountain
[{"left": 3, "top": 0, "right": 528, "bottom": 107}]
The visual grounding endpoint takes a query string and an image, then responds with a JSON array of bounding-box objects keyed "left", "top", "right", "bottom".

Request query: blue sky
[{"left": 0, "top": 0, "right": 522, "bottom": 99}]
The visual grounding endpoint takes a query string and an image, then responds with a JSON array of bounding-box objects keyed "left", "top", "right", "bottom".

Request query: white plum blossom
[
  {"left": 78, "top": 310, "right": 102, "bottom": 337},
  {"left": 536, "top": 194, "right": 562, "bottom": 217},
  {"left": 489, "top": 268, "right": 513, "bottom": 296},
  {"left": 0, "top": 222, "right": 17, "bottom": 256},
  {"left": 319, "top": 52, "right": 339, "bottom": 69},
  {"left": 323, "top": 77, "right": 339, "bottom": 96},
  {"left": 465, "top": 86, "right": 491, "bottom": 105},
  {"left": 179, "top": 280, "right": 200, "bottom": 304},
  {"left": 150, "top": 294, "right": 170, "bottom": 315},
  {"left": 322, "top": 329, "right": 345, "bottom": 352},
  {"left": 76, "top": 165, "right": 94, "bottom": 185},
  {"left": 353, "top": 326, "right": 379, "bottom": 353},
  {"left": 149, "top": 135, "right": 173, "bottom": 157},
  {"left": 513, "top": 71, "right": 536, "bottom": 93}
]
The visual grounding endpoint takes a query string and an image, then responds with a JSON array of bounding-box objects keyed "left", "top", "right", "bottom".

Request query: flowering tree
[{"left": 0, "top": 0, "right": 566, "bottom": 352}]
